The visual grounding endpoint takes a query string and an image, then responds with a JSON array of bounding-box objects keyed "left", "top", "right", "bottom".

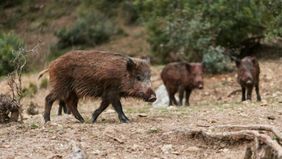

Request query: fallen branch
[
  {"left": 227, "top": 89, "right": 241, "bottom": 97},
  {"left": 177, "top": 125, "right": 282, "bottom": 159},
  {"left": 212, "top": 125, "right": 282, "bottom": 144},
  {"left": 105, "top": 134, "right": 124, "bottom": 144}
]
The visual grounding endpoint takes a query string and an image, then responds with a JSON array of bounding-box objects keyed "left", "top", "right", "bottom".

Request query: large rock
[
  {"left": 153, "top": 84, "right": 169, "bottom": 107},
  {"left": 153, "top": 84, "right": 180, "bottom": 107}
]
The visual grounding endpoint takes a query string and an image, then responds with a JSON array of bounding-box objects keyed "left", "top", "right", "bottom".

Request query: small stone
[
  {"left": 92, "top": 150, "right": 100, "bottom": 155},
  {"left": 161, "top": 144, "right": 173, "bottom": 154},
  {"left": 132, "top": 144, "right": 140, "bottom": 151},
  {"left": 138, "top": 113, "right": 147, "bottom": 117},
  {"left": 186, "top": 146, "right": 200, "bottom": 152},
  {"left": 267, "top": 115, "right": 275, "bottom": 120},
  {"left": 210, "top": 120, "right": 217, "bottom": 123},
  {"left": 260, "top": 100, "right": 268, "bottom": 107},
  {"left": 167, "top": 106, "right": 177, "bottom": 110},
  {"left": 47, "top": 154, "right": 62, "bottom": 159},
  {"left": 105, "top": 109, "right": 115, "bottom": 113}
]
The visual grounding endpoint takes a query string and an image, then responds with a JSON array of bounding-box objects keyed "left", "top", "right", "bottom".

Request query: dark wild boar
[
  {"left": 39, "top": 50, "right": 156, "bottom": 123},
  {"left": 161, "top": 62, "right": 204, "bottom": 106},
  {"left": 234, "top": 56, "right": 261, "bottom": 101}
]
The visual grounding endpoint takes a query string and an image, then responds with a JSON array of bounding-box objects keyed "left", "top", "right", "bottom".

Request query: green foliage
[
  {"left": 21, "top": 83, "right": 38, "bottom": 98},
  {"left": 55, "top": 13, "right": 119, "bottom": 49},
  {"left": 30, "top": 123, "right": 39, "bottom": 129},
  {"left": 0, "top": 32, "right": 24, "bottom": 76},
  {"left": 51, "top": 12, "right": 122, "bottom": 60},
  {"left": 79, "top": 0, "right": 138, "bottom": 24},
  {"left": 203, "top": 46, "right": 233, "bottom": 74},
  {"left": 0, "top": 0, "right": 23, "bottom": 8},
  {"left": 135, "top": 0, "right": 282, "bottom": 64},
  {"left": 39, "top": 78, "right": 48, "bottom": 89}
]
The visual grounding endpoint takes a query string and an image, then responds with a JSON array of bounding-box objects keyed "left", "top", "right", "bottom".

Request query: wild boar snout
[{"left": 144, "top": 88, "right": 156, "bottom": 102}]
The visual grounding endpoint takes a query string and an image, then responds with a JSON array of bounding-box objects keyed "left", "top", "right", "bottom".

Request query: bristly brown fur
[
  {"left": 43, "top": 50, "right": 156, "bottom": 123},
  {"left": 236, "top": 56, "right": 261, "bottom": 101},
  {"left": 161, "top": 62, "right": 204, "bottom": 106}
]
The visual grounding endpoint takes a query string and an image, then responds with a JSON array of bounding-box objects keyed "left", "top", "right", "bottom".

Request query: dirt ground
[{"left": 1, "top": 59, "right": 282, "bottom": 159}]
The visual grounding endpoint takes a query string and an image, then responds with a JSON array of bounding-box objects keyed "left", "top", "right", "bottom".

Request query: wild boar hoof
[
  {"left": 43, "top": 113, "right": 51, "bottom": 123},
  {"left": 79, "top": 119, "right": 85, "bottom": 123},
  {"left": 119, "top": 117, "right": 129, "bottom": 123}
]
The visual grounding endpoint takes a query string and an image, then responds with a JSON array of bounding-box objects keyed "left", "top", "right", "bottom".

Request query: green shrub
[
  {"left": 39, "top": 78, "right": 48, "bottom": 89},
  {"left": 55, "top": 13, "right": 120, "bottom": 49},
  {"left": 0, "top": 32, "right": 24, "bottom": 76},
  {"left": 21, "top": 83, "right": 38, "bottom": 98},
  {"left": 203, "top": 46, "right": 233, "bottom": 74},
  {"left": 79, "top": 0, "right": 138, "bottom": 24},
  {"left": 135, "top": 0, "right": 282, "bottom": 64}
]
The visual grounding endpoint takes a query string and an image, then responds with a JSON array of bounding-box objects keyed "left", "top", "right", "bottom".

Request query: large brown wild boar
[
  {"left": 161, "top": 62, "right": 204, "bottom": 106},
  {"left": 234, "top": 56, "right": 261, "bottom": 101},
  {"left": 39, "top": 50, "right": 156, "bottom": 123}
]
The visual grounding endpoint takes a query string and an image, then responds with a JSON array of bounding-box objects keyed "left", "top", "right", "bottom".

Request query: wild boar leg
[
  {"left": 246, "top": 86, "right": 253, "bottom": 101},
  {"left": 167, "top": 87, "right": 178, "bottom": 106},
  {"left": 241, "top": 86, "right": 246, "bottom": 101},
  {"left": 58, "top": 100, "right": 69, "bottom": 115},
  {"left": 185, "top": 89, "right": 192, "bottom": 106},
  {"left": 92, "top": 98, "right": 110, "bottom": 123},
  {"left": 44, "top": 91, "right": 57, "bottom": 122},
  {"left": 178, "top": 87, "right": 185, "bottom": 106},
  {"left": 66, "top": 94, "right": 84, "bottom": 123},
  {"left": 112, "top": 98, "right": 129, "bottom": 123},
  {"left": 255, "top": 84, "right": 261, "bottom": 101}
]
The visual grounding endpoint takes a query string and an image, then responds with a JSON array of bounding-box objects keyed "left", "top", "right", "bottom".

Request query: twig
[
  {"left": 105, "top": 134, "right": 124, "bottom": 144},
  {"left": 227, "top": 89, "right": 241, "bottom": 97}
]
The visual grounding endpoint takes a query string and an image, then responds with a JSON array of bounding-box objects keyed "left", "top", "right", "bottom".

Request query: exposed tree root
[
  {"left": 179, "top": 125, "right": 282, "bottom": 159},
  {"left": 213, "top": 125, "right": 282, "bottom": 144},
  {"left": 227, "top": 89, "right": 241, "bottom": 97}
]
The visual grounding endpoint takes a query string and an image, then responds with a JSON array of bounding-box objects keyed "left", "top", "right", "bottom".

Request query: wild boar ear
[
  {"left": 251, "top": 57, "right": 257, "bottom": 64},
  {"left": 141, "top": 56, "right": 151, "bottom": 64},
  {"left": 235, "top": 60, "right": 241, "bottom": 68},
  {"left": 185, "top": 63, "right": 192, "bottom": 72},
  {"left": 127, "top": 58, "right": 136, "bottom": 72},
  {"left": 231, "top": 56, "right": 240, "bottom": 68}
]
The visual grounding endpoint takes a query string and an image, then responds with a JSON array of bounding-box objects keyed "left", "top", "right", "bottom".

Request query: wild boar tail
[{"left": 38, "top": 69, "right": 49, "bottom": 79}]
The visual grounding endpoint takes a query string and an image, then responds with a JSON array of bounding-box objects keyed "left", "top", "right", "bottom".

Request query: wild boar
[
  {"left": 40, "top": 50, "right": 156, "bottom": 123},
  {"left": 161, "top": 62, "right": 204, "bottom": 106},
  {"left": 235, "top": 56, "right": 261, "bottom": 101}
]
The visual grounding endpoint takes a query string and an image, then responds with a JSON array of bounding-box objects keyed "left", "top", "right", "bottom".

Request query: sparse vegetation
[
  {"left": 0, "top": 32, "right": 24, "bottom": 76},
  {"left": 203, "top": 46, "right": 234, "bottom": 74},
  {"left": 39, "top": 78, "right": 48, "bottom": 89},
  {"left": 135, "top": 0, "right": 282, "bottom": 68},
  {"left": 55, "top": 13, "right": 119, "bottom": 49},
  {"left": 21, "top": 83, "right": 38, "bottom": 98}
]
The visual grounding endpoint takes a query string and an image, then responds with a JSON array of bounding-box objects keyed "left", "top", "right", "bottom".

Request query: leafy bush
[
  {"left": 39, "top": 78, "right": 48, "bottom": 89},
  {"left": 135, "top": 0, "right": 282, "bottom": 63},
  {"left": 55, "top": 13, "right": 119, "bottom": 49},
  {"left": 0, "top": 32, "right": 24, "bottom": 76},
  {"left": 21, "top": 83, "right": 38, "bottom": 98},
  {"left": 79, "top": 0, "right": 138, "bottom": 24},
  {"left": 0, "top": 0, "right": 23, "bottom": 8},
  {"left": 203, "top": 46, "right": 233, "bottom": 74}
]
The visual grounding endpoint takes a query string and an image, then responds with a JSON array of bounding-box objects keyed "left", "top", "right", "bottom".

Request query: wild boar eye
[{"left": 136, "top": 75, "right": 143, "bottom": 81}]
